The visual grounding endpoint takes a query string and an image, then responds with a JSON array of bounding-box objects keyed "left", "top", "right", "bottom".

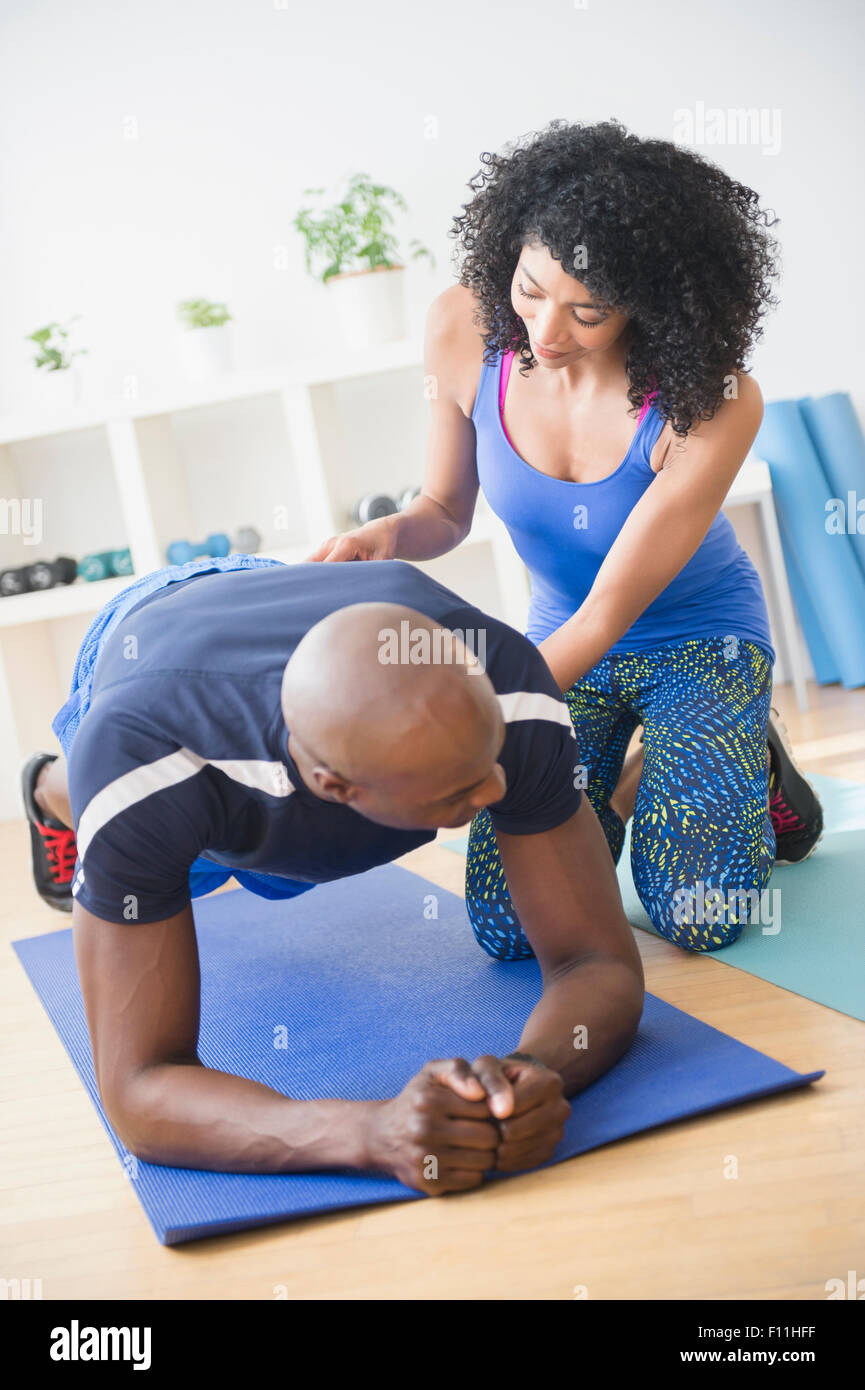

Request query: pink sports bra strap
[
  {"left": 638, "top": 375, "right": 660, "bottom": 422},
  {"left": 499, "top": 350, "right": 515, "bottom": 418}
]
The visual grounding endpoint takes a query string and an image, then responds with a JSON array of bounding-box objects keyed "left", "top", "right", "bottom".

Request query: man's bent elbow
[{"left": 99, "top": 1067, "right": 182, "bottom": 1166}]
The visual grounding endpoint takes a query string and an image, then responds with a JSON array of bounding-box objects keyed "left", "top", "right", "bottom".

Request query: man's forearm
[
  {"left": 113, "top": 1061, "right": 381, "bottom": 1174},
  {"left": 513, "top": 957, "right": 644, "bottom": 1096}
]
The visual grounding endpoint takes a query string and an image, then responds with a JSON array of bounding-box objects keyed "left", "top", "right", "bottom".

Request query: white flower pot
[
  {"left": 32, "top": 367, "right": 82, "bottom": 411},
  {"left": 327, "top": 265, "right": 405, "bottom": 351},
  {"left": 178, "top": 324, "right": 233, "bottom": 382}
]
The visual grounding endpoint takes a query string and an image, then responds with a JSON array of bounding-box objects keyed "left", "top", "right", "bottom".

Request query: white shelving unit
[{"left": 0, "top": 339, "right": 526, "bottom": 819}]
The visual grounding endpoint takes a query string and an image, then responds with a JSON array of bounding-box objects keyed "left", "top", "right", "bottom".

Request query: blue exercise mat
[
  {"left": 808, "top": 771, "right": 865, "bottom": 833},
  {"left": 799, "top": 393, "right": 865, "bottom": 583},
  {"left": 756, "top": 399, "right": 865, "bottom": 688},
  {"left": 14, "top": 865, "right": 821, "bottom": 1245}
]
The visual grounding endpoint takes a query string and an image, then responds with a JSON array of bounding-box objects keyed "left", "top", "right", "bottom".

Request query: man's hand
[
  {"left": 488, "top": 1054, "right": 571, "bottom": 1173},
  {"left": 366, "top": 1058, "right": 500, "bottom": 1194},
  {"left": 465, "top": 1053, "right": 571, "bottom": 1172}
]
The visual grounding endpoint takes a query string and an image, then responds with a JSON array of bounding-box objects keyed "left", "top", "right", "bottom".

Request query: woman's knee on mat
[{"left": 641, "top": 864, "right": 773, "bottom": 952}]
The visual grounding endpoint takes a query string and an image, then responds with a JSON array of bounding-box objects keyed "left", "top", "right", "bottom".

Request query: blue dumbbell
[
  {"left": 166, "top": 533, "right": 231, "bottom": 566},
  {"left": 166, "top": 527, "right": 261, "bottom": 566}
]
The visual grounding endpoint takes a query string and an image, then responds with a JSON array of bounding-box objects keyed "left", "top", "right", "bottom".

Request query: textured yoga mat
[
  {"left": 444, "top": 774, "right": 865, "bottom": 1021},
  {"left": 756, "top": 399, "right": 865, "bottom": 688},
  {"left": 774, "top": 515, "right": 840, "bottom": 684},
  {"left": 615, "top": 825, "right": 865, "bottom": 1021},
  {"left": 14, "top": 864, "right": 821, "bottom": 1246}
]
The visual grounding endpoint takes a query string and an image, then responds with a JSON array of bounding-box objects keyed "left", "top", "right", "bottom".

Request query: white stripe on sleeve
[
  {"left": 496, "top": 690, "right": 576, "bottom": 737},
  {"left": 75, "top": 748, "right": 294, "bottom": 864}
]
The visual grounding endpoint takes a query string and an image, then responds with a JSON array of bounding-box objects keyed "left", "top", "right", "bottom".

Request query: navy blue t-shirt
[{"left": 67, "top": 562, "right": 580, "bottom": 924}]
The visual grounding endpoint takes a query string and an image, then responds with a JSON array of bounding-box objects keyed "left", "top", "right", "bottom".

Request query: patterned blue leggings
[{"left": 465, "top": 637, "right": 776, "bottom": 956}]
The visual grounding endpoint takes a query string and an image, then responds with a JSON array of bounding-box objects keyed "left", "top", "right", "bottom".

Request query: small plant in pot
[
  {"left": 294, "top": 172, "right": 433, "bottom": 351},
  {"left": 176, "top": 297, "right": 233, "bottom": 381},
  {"left": 26, "top": 317, "right": 87, "bottom": 410}
]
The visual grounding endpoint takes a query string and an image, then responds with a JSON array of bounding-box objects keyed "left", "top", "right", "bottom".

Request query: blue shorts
[{"left": 53, "top": 555, "right": 317, "bottom": 905}]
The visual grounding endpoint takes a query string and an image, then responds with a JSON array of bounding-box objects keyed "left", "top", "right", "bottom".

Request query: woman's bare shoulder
[
  {"left": 650, "top": 371, "right": 764, "bottom": 473},
  {"left": 424, "top": 283, "right": 488, "bottom": 417}
]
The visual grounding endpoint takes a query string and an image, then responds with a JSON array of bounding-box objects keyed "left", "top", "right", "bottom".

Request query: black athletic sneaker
[
  {"left": 767, "top": 711, "right": 823, "bottom": 865},
  {"left": 21, "top": 753, "right": 77, "bottom": 912}
]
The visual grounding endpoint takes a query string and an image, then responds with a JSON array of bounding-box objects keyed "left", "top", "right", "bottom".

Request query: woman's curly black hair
[{"left": 449, "top": 119, "right": 780, "bottom": 437}]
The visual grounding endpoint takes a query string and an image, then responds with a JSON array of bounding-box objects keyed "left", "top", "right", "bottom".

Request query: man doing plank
[{"left": 23, "top": 559, "right": 643, "bottom": 1194}]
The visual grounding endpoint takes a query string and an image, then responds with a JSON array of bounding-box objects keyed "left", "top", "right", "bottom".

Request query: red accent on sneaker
[
  {"left": 37, "top": 821, "right": 78, "bottom": 885},
  {"left": 769, "top": 786, "right": 805, "bottom": 835}
]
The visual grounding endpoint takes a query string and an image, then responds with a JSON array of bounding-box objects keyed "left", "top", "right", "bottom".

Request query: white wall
[{"left": 0, "top": 0, "right": 863, "bottom": 413}]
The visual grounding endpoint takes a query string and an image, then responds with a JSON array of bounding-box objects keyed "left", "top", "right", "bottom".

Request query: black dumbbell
[
  {"left": 28, "top": 557, "right": 78, "bottom": 590},
  {"left": 0, "top": 566, "right": 31, "bottom": 597},
  {"left": 0, "top": 556, "right": 79, "bottom": 597}
]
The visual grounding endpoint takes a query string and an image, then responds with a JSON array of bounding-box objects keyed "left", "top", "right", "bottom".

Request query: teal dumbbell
[
  {"left": 110, "top": 548, "right": 134, "bottom": 576},
  {"left": 78, "top": 548, "right": 134, "bottom": 582}
]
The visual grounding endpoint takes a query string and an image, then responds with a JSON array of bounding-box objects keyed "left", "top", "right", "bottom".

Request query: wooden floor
[{"left": 1, "top": 681, "right": 863, "bottom": 1301}]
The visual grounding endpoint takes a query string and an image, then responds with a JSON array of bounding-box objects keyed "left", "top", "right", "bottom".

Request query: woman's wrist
[
  {"left": 539, "top": 611, "right": 613, "bottom": 692},
  {"left": 380, "top": 511, "right": 404, "bottom": 557},
  {"left": 537, "top": 636, "right": 577, "bottom": 693},
  {"left": 388, "top": 497, "right": 464, "bottom": 562}
]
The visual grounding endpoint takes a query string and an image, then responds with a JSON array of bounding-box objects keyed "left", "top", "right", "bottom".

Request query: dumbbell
[
  {"left": 0, "top": 556, "right": 78, "bottom": 597},
  {"left": 78, "top": 549, "right": 134, "bottom": 582},
  {"left": 165, "top": 526, "right": 261, "bottom": 567},
  {"left": 0, "top": 566, "right": 30, "bottom": 596},
  {"left": 351, "top": 488, "right": 421, "bottom": 525},
  {"left": 28, "top": 556, "right": 78, "bottom": 590}
]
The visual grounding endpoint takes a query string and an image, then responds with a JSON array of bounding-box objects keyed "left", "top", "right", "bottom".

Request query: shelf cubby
[{"left": 0, "top": 338, "right": 531, "bottom": 818}]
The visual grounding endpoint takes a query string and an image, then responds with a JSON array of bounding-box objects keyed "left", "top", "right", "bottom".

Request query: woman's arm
[
  {"left": 308, "top": 285, "right": 482, "bottom": 562},
  {"left": 539, "top": 374, "right": 765, "bottom": 692}
]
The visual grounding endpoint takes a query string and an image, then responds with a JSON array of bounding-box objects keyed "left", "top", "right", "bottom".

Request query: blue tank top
[{"left": 472, "top": 350, "right": 774, "bottom": 659}]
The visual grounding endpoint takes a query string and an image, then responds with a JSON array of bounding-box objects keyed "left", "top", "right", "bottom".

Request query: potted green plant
[
  {"left": 26, "top": 317, "right": 87, "bottom": 409},
  {"left": 176, "top": 297, "right": 233, "bottom": 381},
  {"left": 294, "top": 172, "right": 433, "bottom": 350}
]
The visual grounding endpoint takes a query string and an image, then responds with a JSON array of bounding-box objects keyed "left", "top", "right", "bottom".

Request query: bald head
[{"left": 282, "top": 603, "right": 500, "bottom": 784}]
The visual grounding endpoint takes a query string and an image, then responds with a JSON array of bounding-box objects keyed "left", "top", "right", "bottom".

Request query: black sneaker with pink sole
[
  {"left": 21, "top": 752, "right": 77, "bottom": 912},
  {"left": 767, "top": 711, "right": 824, "bottom": 865}
]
